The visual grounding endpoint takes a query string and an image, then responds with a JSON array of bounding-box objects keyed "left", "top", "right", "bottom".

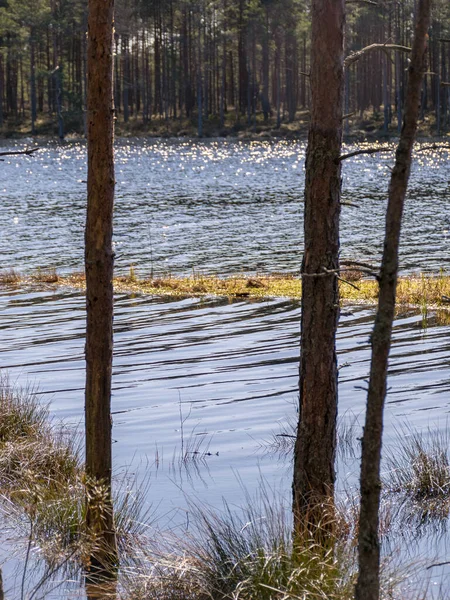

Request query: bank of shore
[{"left": 2, "top": 268, "right": 450, "bottom": 313}]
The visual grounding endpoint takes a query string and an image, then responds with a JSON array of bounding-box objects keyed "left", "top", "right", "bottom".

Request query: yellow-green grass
[{"left": 2, "top": 268, "right": 450, "bottom": 311}]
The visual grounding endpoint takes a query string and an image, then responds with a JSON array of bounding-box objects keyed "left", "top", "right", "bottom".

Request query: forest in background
[{"left": 0, "top": 0, "right": 449, "bottom": 138}]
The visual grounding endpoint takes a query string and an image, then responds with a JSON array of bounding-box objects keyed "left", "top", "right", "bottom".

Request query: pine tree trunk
[
  {"left": 292, "top": 0, "right": 345, "bottom": 541},
  {"left": 85, "top": 0, "right": 118, "bottom": 580},
  {"left": 30, "top": 33, "right": 37, "bottom": 136},
  {"left": 355, "top": 2, "right": 431, "bottom": 598}
]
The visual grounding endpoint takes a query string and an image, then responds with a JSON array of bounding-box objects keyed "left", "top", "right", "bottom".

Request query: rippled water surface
[
  {"left": 0, "top": 139, "right": 450, "bottom": 596},
  {"left": 1, "top": 138, "right": 449, "bottom": 275}
]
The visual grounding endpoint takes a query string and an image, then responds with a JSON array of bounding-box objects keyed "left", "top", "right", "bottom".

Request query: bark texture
[
  {"left": 85, "top": 0, "right": 118, "bottom": 578},
  {"left": 292, "top": 0, "right": 345, "bottom": 539},
  {"left": 355, "top": 2, "right": 431, "bottom": 598}
]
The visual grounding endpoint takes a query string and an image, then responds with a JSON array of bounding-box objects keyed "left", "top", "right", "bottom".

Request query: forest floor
[{"left": 1, "top": 108, "right": 448, "bottom": 142}]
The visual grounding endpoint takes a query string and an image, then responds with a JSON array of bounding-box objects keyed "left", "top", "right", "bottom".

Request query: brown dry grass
[
  {"left": 0, "top": 268, "right": 21, "bottom": 284},
  {"left": 3, "top": 268, "right": 449, "bottom": 311}
]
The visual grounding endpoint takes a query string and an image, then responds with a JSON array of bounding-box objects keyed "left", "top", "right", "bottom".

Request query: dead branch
[
  {"left": 341, "top": 201, "right": 361, "bottom": 208},
  {"left": 0, "top": 147, "right": 40, "bottom": 157},
  {"left": 336, "top": 275, "right": 360, "bottom": 290},
  {"left": 338, "top": 147, "right": 392, "bottom": 161},
  {"left": 346, "top": 0, "right": 377, "bottom": 4},
  {"left": 340, "top": 143, "right": 450, "bottom": 162},
  {"left": 340, "top": 260, "right": 377, "bottom": 270},
  {"left": 416, "top": 143, "right": 450, "bottom": 152},
  {"left": 345, "top": 43, "right": 411, "bottom": 69},
  {"left": 427, "top": 560, "right": 450, "bottom": 570},
  {"left": 322, "top": 267, "right": 362, "bottom": 289}
]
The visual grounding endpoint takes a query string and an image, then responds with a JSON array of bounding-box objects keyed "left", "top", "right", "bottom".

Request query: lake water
[{"left": 0, "top": 139, "right": 449, "bottom": 597}]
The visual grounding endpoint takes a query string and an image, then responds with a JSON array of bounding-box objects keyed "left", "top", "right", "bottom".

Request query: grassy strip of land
[{"left": 2, "top": 267, "right": 450, "bottom": 310}]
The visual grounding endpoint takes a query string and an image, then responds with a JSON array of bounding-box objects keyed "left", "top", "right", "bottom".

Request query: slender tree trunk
[
  {"left": 383, "top": 54, "right": 389, "bottom": 134},
  {"left": 261, "top": 7, "right": 270, "bottom": 123},
  {"left": 292, "top": 0, "right": 345, "bottom": 541},
  {"left": 197, "top": 17, "right": 203, "bottom": 138},
  {"left": 219, "top": 0, "right": 227, "bottom": 129},
  {"left": 274, "top": 26, "right": 282, "bottom": 129},
  {"left": 238, "top": 0, "right": 248, "bottom": 114},
  {"left": 122, "top": 35, "right": 129, "bottom": 124},
  {"left": 85, "top": 0, "right": 118, "bottom": 580},
  {"left": 30, "top": 33, "right": 37, "bottom": 136},
  {"left": 355, "top": 2, "right": 431, "bottom": 598},
  {"left": 55, "top": 66, "right": 64, "bottom": 140},
  {"left": 0, "top": 55, "right": 4, "bottom": 128}
]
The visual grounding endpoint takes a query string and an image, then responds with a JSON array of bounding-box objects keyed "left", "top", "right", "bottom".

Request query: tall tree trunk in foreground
[
  {"left": 85, "top": 0, "right": 118, "bottom": 580},
  {"left": 292, "top": 0, "right": 345, "bottom": 540},
  {"left": 355, "top": 1, "right": 431, "bottom": 598}
]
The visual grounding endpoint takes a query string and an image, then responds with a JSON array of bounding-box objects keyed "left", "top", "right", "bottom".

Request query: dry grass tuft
[
  {"left": 121, "top": 483, "right": 409, "bottom": 600},
  {"left": 385, "top": 426, "right": 450, "bottom": 519},
  {"left": 0, "top": 268, "right": 21, "bottom": 284},
  {"left": 0, "top": 374, "right": 150, "bottom": 582},
  {"left": 122, "top": 485, "right": 358, "bottom": 600},
  {"left": 31, "top": 267, "right": 59, "bottom": 283}
]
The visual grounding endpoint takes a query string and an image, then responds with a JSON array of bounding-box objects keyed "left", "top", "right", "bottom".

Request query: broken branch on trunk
[
  {"left": 340, "top": 143, "right": 450, "bottom": 162},
  {"left": 415, "top": 143, "right": 450, "bottom": 152},
  {"left": 341, "top": 200, "right": 361, "bottom": 208},
  {"left": 344, "top": 43, "right": 411, "bottom": 69},
  {"left": 0, "top": 147, "right": 40, "bottom": 157},
  {"left": 338, "top": 147, "right": 392, "bottom": 161}
]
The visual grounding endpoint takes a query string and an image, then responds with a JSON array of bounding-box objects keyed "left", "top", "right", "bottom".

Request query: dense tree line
[{"left": 0, "top": 0, "right": 448, "bottom": 137}]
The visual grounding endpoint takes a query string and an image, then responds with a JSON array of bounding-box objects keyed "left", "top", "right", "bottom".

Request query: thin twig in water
[
  {"left": 178, "top": 392, "right": 192, "bottom": 460},
  {"left": 426, "top": 561, "right": 450, "bottom": 570}
]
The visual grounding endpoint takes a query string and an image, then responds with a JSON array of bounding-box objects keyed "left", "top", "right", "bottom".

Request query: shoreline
[
  {"left": 1, "top": 131, "right": 448, "bottom": 145},
  {"left": 1, "top": 110, "right": 449, "bottom": 144},
  {"left": 2, "top": 269, "right": 450, "bottom": 311}
]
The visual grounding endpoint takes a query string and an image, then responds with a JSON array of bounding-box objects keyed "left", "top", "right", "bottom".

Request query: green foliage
[{"left": 0, "top": 0, "right": 448, "bottom": 135}]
